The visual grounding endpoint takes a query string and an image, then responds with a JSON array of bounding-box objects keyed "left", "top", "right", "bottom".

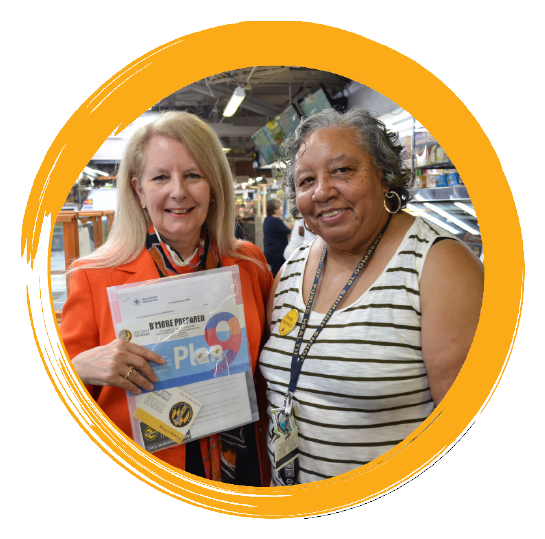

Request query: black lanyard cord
[{"left": 287, "top": 213, "right": 392, "bottom": 396}]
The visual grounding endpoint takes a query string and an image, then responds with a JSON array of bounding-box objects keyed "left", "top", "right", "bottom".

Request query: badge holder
[{"left": 270, "top": 394, "right": 299, "bottom": 485}]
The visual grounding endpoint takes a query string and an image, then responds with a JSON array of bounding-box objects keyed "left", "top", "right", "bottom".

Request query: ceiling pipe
[{"left": 245, "top": 66, "right": 257, "bottom": 88}]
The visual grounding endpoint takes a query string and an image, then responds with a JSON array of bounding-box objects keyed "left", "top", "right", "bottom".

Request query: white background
[{"left": 10, "top": 0, "right": 545, "bottom": 538}]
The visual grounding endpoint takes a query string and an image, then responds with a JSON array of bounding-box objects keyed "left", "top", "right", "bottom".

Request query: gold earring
[
  {"left": 384, "top": 192, "right": 401, "bottom": 214},
  {"left": 303, "top": 220, "right": 314, "bottom": 234}
]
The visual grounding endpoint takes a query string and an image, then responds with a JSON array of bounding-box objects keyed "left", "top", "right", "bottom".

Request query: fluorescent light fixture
[
  {"left": 406, "top": 204, "right": 460, "bottom": 234},
  {"left": 423, "top": 203, "right": 480, "bottom": 235},
  {"left": 454, "top": 202, "right": 477, "bottom": 217},
  {"left": 223, "top": 86, "right": 246, "bottom": 117},
  {"left": 83, "top": 166, "right": 110, "bottom": 177}
]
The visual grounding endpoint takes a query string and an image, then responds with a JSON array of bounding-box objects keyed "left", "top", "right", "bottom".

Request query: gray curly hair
[{"left": 280, "top": 107, "right": 413, "bottom": 219}]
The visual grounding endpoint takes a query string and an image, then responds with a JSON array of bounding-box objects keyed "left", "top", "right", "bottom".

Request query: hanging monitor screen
[
  {"left": 264, "top": 118, "right": 284, "bottom": 147},
  {"left": 275, "top": 104, "right": 301, "bottom": 138},
  {"left": 251, "top": 127, "right": 281, "bottom": 165},
  {"left": 298, "top": 86, "right": 333, "bottom": 117}
]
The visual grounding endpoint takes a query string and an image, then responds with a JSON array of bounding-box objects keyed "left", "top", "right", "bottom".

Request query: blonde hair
[{"left": 69, "top": 111, "right": 245, "bottom": 272}]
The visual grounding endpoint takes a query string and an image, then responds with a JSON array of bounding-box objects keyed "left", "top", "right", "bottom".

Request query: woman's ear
[
  {"left": 381, "top": 173, "right": 390, "bottom": 196},
  {"left": 131, "top": 176, "right": 144, "bottom": 204}
]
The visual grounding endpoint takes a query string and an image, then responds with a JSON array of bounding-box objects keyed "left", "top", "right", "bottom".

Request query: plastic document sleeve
[{"left": 106, "top": 266, "right": 259, "bottom": 453}]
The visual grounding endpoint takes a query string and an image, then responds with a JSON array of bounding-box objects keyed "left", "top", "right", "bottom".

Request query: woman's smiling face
[
  {"left": 132, "top": 134, "right": 211, "bottom": 258},
  {"left": 294, "top": 127, "right": 388, "bottom": 254}
]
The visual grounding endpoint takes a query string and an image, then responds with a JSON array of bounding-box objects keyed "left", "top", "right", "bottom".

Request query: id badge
[{"left": 274, "top": 425, "right": 299, "bottom": 472}]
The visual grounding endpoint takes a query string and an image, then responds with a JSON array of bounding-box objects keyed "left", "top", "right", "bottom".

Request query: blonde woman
[{"left": 61, "top": 112, "right": 273, "bottom": 486}]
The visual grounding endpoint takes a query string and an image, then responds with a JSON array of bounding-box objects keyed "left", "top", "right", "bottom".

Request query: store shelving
[{"left": 392, "top": 114, "right": 482, "bottom": 259}]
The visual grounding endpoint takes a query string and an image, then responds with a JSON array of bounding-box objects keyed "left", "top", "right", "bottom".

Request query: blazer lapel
[{"left": 114, "top": 250, "right": 161, "bottom": 285}]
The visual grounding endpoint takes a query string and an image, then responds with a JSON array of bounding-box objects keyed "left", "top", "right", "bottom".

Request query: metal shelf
[
  {"left": 413, "top": 142, "right": 437, "bottom": 149},
  {"left": 414, "top": 161, "right": 456, "bottom": 170},
  {"left": 409, "top": 186, "right": 469, "bottom": 201}
]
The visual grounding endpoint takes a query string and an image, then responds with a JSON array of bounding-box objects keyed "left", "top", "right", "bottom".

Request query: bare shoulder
[{"left": 421, "top": 238, "right": 484, "bottom": 289}]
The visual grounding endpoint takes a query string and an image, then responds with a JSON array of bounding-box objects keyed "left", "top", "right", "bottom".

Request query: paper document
[{"left": 107, "top": 266, "right": 258, "bottom": 453}]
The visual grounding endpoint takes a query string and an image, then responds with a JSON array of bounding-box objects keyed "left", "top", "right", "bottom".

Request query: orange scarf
[{"left": 145, "top": 224, "right": 238, "bottom": 482}]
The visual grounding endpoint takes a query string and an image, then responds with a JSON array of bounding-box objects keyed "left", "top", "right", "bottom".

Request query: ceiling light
[
  {"left": 423, "top": 203, "right": 480, "bottom": 235},
  {"left": 454, "top": 202, "right": 477, "bottom": 217},
  {"left": 423, "top": 202, "right": 480, "bottom": 234},
  {"left": 223, "top": 86, "right": 246, "bottom": 117},
  {"left": 83, "top": 166, "right": 110, "bottom": 177},
  {"left": 406, "top": 204, "right": 460, "bottom": 234}
]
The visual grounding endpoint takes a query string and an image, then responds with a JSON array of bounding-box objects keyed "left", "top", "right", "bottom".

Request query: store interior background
[{"left": 52, "top": 65, "right": 481, "bottom": 318}]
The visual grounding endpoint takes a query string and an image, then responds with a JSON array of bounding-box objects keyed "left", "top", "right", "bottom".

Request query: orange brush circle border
[{"left": 22, "top": 21, "right": 524, "bottom": 518}]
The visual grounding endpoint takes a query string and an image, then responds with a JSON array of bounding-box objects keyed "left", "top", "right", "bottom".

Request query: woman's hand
[{"left": 72, "top": 339, "right": 165, "bottom": 395}]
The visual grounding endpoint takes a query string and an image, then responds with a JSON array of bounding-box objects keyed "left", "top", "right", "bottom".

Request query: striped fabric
[{"left": 259, "top": 217, "right": 453, "bottom": 485}]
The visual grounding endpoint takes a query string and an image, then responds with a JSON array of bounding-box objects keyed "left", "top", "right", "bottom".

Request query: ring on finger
[{"left": 124, "top": 366, "right": 134, "bottom": 380}]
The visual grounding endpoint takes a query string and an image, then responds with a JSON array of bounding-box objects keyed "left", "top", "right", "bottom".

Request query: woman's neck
[
  {"left": 324, "top": 211, "right": 392, "bottom": 266},
  {"left": 157, "top": 230, "right": 201, "bottom": 262},
  {"left": 171, "top": 242, "right": 200, "bottom": 262}
]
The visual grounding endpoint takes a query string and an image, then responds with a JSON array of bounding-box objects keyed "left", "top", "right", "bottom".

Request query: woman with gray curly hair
[{"left": 259, "top": 107, "right": 484, "bottom": 485}]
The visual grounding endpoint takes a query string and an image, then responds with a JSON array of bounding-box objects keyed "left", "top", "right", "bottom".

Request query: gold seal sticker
[
  {"left": 143, "top": 426, "right": 158, "bottom": 442},
  {"left": 169, "top": 402, "right": 193, "bottom": 428},
  {"left": 279, "top": 308, "right": 299, "bottom": 336},
  {"left": 118, "top": 329, "right": 132, "bottom": 342}
]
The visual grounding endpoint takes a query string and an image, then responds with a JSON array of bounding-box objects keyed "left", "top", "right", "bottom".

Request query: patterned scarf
[{"left": 146, "top": 224, "right": 246, "bottom": 484}]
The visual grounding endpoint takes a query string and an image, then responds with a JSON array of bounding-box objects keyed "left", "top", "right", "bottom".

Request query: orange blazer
[{"left": 61, "top": 242, "right": 273, "bottom": 481}]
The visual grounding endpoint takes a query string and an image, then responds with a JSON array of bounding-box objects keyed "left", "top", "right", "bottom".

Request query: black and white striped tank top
[{"left": 259, "top": 217, "right": 453, "bottom": 485}]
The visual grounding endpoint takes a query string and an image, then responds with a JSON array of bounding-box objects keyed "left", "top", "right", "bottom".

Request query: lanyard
[{"left": 283, "top": 213, "right": 392, "bottom": 412}]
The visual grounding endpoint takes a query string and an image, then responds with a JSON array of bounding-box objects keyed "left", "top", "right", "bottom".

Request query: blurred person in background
[
  {"left": 283, "top": 218, "right": 316, "bottom": 260},
  {"left": 263, "top": 198, "right": 293, "bottom": 276}
]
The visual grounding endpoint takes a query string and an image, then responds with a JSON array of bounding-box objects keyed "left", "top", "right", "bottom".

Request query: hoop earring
[
  {"left": 303, "top": 220, "right": 315, "bottom": 234},
  {"left": 384, "top": 191, "right": 401, "bottom": 214}
]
